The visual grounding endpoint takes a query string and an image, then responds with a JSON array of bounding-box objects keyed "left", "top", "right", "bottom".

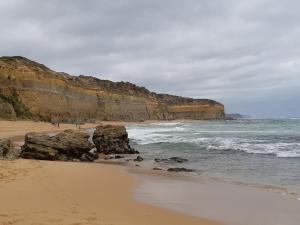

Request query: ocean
[{"left": 126, "top": 118, "right": 300, "bottom": 198}]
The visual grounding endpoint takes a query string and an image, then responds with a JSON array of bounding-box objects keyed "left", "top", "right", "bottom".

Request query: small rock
[
  {"left": 167, "top": 167, "right": 195, "bottom": 172},
  {"left": 104, "top": 156, "right": 114, "bottom": 160},
  {"left": 155, "top": 157, "right": 188, "bottom": 163},
  {"left": 134, "top": 156, "right": 144, "bottom": 162},
  {"left": 115, "top": 155, "right": 125, "bottom": 159},
  {"left": 0, "top": 139, "right": 21, "bottom": 160},
  {"left": 153, "top": 168, "right": 162, "bottom": 171}
]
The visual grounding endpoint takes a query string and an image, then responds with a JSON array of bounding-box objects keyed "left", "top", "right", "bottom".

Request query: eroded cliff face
[{"left": 0, "top": 56, "right": 225, "bottom": 122}]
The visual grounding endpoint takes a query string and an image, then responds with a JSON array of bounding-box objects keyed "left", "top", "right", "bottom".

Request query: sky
[{"left": 0, "top": 0, "right": 300, "bottom": 118}]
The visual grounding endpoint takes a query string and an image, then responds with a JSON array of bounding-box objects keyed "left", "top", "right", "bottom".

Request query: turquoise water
[{"left": 126, "top": 119, "right": 300, "bottom": 196}]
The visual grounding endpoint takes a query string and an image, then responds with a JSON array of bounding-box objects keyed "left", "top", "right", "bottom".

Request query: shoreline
[
  {"left": 129, "top": 166, "right": 300, "bottom": 225},
  {"left": 0, "top": 120, "right": 223, "bottom": 225},
  {"left": 1, "top": 120, "right": 300, "bottom": 225},
  {"left": 0, "top": 159, "right": 222, "bottom": 225}
]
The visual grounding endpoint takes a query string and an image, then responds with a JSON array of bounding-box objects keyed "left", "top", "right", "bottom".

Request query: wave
[
  {"left": 128, "top": 129, "right": 300, "bottom": 158},
  {"left": 127, "top": 120, "right": 300, "bottom": 158},
  {"left": 206, "top": 139, "right": 300, "bottom": 158},
  {"left": 151, "top": 122, "right": 182, "bottom": 126}
]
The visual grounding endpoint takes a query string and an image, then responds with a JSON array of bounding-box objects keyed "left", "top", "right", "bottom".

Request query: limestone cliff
[{"left": 0, "top": 56, "right": 225, "bottom": 122}]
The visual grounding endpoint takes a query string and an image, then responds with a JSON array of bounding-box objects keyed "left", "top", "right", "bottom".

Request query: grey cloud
[{"left": 0, "top": 0, "right": 300, "bottom": 117}]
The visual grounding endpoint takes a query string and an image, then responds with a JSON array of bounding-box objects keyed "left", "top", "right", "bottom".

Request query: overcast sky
[{"left": 1, "top": 0, "right": 300, "bottom": 118}]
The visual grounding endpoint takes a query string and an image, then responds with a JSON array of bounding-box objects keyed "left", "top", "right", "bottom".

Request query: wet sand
[
  {"left": 133, "top": 169, "right": 300, "bottom": 225},
  {"left": 0, "top": 159, "right": 222, "bottom": 225}
]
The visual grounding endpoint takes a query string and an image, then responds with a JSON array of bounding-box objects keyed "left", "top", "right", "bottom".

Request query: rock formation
[
  {"left": 0, "top": 139, "right": 21, "bottom": 160},
  {"left": 21, "top": 130, "right": 94, "bottom": 161},
  {"left": 0, "top": 56, "right": 225, "bottom": 122},
  {"left": 93, "top": 124, "right": 137, "bottom": 154}
]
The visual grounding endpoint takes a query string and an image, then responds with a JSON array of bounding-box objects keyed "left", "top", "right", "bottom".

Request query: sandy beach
[
  {"left": 0, "top": 120, "right": 222, "bottom": 225},
  {"left": 0, "top": 159, "right": 222, "bottom": 225}
]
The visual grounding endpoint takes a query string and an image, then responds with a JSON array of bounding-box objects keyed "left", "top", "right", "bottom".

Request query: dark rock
[
  {"left": 104, "top": 156, "right": 114, "bottom": 160},
  {"left": 21, "top": 129, "right": 94, "bottom": 161},
  {"left": 115, "top": 155, "right": 125, "bottom": 159},
  {"left": 153, "top": 168, "right": 162, "bottom": 171},
  {"left": 134, "top": 156, "right": 144, "bottom": 162},
  {"left": 93, "top": 125, "right": 138, "bottom": 154},
  {"left": 81, "top": 151, "right": 98, "bottom": 162},
  {"left": 167, "top": 167, "right": 195, "bottom": 172},
  {"left": 0, "top": 139, "right": 21, "bottom": 160},
  {"left": 154, "top": 157, "right": 188, "bottom": 163}
]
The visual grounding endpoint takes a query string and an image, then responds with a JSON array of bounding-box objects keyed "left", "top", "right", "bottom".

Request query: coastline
[
  {"left": 0, "top": 159, "right": 222, "bottom": 225},
  {"left": 0, "top": 120, "right": 223, "bottom": 225},
  {"left": 1, "top": 120, "right": 300, "bottom": 225}
]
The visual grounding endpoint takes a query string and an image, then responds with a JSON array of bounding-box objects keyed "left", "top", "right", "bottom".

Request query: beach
[
  {"left": 0, "top": 160, "right": 221, "bottom": 225},
  {"left": 1, "top": 120, "right": 300, "bottom": 225},
  {"left": 0, "top": 120, "right": 222, "bottom": 225}
]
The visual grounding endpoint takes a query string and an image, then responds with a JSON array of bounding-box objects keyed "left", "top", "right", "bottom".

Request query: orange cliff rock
[{"left": 0, "top": 56, "right": 225, "bottom": 122}]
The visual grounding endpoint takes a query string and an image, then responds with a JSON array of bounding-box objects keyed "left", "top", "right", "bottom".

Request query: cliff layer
[{"left": 0, "top": 56, "right": 224, "bottom": 122}]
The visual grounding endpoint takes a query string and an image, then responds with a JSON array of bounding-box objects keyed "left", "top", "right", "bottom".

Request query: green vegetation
[{"left": 0, "top": 93, "right": 33, "bottom": 119}]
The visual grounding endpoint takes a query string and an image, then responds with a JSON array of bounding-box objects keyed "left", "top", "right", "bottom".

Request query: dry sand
[
  {"left": 0, "top": 120, "right": 126, "bottom": 140},
  {"left": 0, "top": 120, "right": 222, "bottom": 225}
]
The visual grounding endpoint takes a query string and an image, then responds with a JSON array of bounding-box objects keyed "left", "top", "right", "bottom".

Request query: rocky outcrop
[
  {"left": 93, "top": 125, "right": 137, "bottom": 154},
  {"left": 0, "top": 56, "right": 225, "bottom": 122},
  {"left": 21, "top": 130, "right": 94, "bottom": 161},
  {"left": 0, "top": 139, "right": 21, "bottom": 160}
]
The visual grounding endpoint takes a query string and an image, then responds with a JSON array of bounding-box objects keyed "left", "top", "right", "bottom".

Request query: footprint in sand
[{"left": 0, "top": 219, "right": 19, "bottom": 225}]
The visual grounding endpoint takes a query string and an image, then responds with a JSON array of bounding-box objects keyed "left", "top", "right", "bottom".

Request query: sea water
[{"left": 126, "top": 119, "right": 300, "bottom": 197}]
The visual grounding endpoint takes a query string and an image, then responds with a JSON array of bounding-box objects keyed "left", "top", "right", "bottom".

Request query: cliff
[{"left": 0, "top": 56, "right": 225, "bottom": 122}]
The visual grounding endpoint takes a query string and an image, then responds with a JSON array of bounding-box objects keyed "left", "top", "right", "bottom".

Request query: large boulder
[
  {"left": 93, "top": 125, "right": 138, "bottom": 154},
  {"left": 21, "top": 129, "right": 95, "bottom": 161},
  {"left": 0, "top": 139, "right": 21, "bottom": 160}
]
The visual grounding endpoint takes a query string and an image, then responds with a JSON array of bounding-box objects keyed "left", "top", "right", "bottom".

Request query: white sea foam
[
  {"left": 206, "top": 139, "right": 300, "bottom": 158},
  {"left": 127, "top": 121, "right": 300, "bottom": 158},
  {"left": 152, "top": 122, "right": 181, "bottom": 126}
]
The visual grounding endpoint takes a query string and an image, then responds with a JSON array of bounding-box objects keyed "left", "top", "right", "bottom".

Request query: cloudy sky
[{"left": 1, "top": 0, "right": 300, "bottom": 118}]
